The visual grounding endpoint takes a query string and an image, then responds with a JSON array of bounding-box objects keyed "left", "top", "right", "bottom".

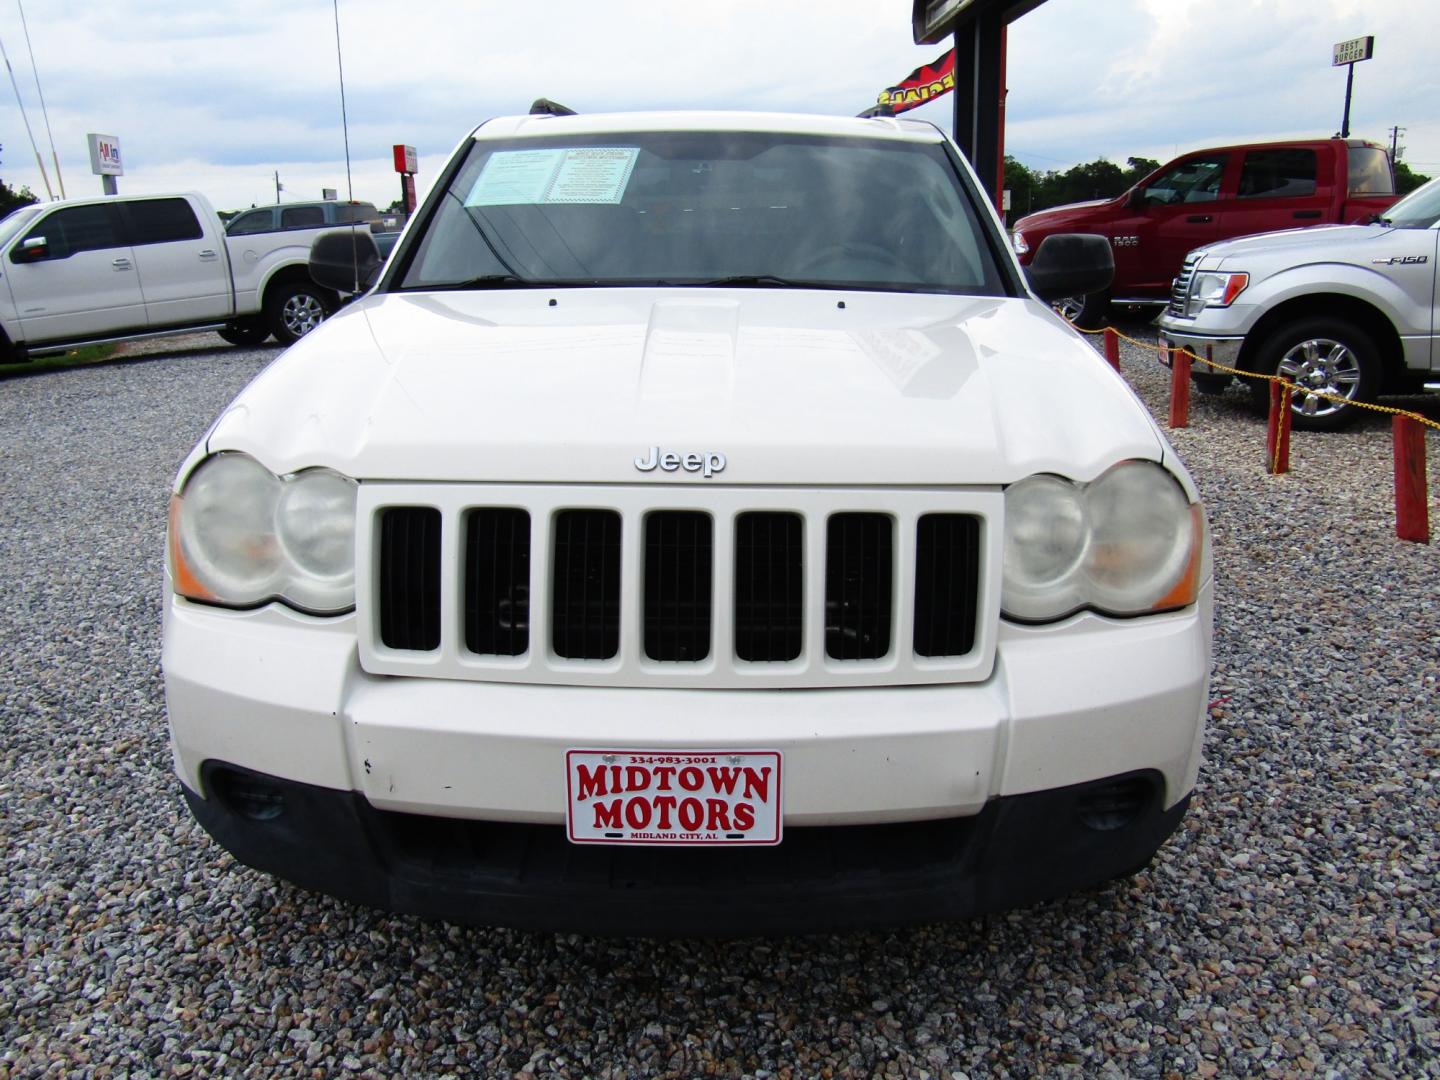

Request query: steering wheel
[{"left": 792, "top": 240, "right": 909, "bottom": 277}]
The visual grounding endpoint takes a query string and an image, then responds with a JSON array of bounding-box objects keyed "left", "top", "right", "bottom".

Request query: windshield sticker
[{"left": 467, "top": 147, "right": 638, "bottom": 207}]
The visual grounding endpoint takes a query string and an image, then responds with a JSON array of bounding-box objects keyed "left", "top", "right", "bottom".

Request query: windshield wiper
[
  {"left": 424, "top": 274, "right": 537, "bottom": 290},
  {"left": 689, "top": 274, "right": 835, "bottom": 288}
]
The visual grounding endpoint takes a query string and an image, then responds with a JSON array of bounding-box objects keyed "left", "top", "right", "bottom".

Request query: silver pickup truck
[{"left": 1158, "top": 177, "right": 1439, "bottom": 430}]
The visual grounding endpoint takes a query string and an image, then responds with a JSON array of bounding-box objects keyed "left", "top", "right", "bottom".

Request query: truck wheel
[
  {"left": 1247, "top": 317, "right": 1379, "bottom": 431},
  {"left": 265, "top": 281, "right": 332, "bottom": 345},
  {"left": 1053, "top": 291, "right": 1109, "bottom": 330},
  {"left": 217, "top": 318, "right": 272, "bottom": 347}
]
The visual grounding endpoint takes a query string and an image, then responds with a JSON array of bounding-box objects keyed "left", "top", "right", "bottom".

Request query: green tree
[
  {"left": 1002, "top": 155, "right": 1038, "bottom": 220},
  {"left": 0, "top": 142, "right": 39, "bottom": 219},
  {"left": 1122, "top": 156, "right": 1160, "bottom": 186},
  {"left": 1394, "top": 160, "right": 1431, "bottom": 196},
  {"left": 0, "top": 179, "right": 36, "bottom": 219}
]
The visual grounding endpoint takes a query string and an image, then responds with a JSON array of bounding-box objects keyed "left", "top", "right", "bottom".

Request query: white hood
[{"left": 206, "top": 288, "right": 1163, "bottom": 486}]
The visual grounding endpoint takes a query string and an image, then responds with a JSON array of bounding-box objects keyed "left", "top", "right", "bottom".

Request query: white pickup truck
[{"left": 0, "top": 191, "right": 348, "bottom": 361}]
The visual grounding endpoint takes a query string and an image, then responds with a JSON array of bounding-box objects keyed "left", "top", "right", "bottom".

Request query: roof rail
[
  {"left": 857, "top": 103, "right": 897, "bottom": 119},
  {"left": 530, "top": 98, "right": 577, "bottom": 117}
]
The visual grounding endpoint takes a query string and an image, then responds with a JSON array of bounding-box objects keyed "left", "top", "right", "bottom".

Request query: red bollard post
[
  {"left": 1168, "top": 347, "right": 1191, "bottom": 428},
  {"left": 1393, "top": 414, "right": 1430, "bottom": 543},
  {"left": 1266, "top": 381, "right": 1292, "bottom": 475},
  {"left": 1103, "top": 327, "right": 1121, "bottom": 372}
]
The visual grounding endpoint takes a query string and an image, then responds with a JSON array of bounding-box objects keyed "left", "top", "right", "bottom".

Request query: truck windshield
[
  {"left": 0, "top": 205, "right": 42, "bottom": 249},
  {"left": 1347, "top": 146, "right": 1395, "bottom": 196},
  {"left": 397, "top": 131, "right": 1007, "bottom": 296},
  {"left": 1379, "top": 178, "right": 1440, "bottom": 229}
]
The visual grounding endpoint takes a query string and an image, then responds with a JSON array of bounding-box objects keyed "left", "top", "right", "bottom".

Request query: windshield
[
  {"left": 1380, "top": 177, "right": 1440, "bottom": 229},
  {"left": 397, "top": 130, "right": 1008, "bottom": 296},
  {"left": 0, "top": 204, "right": 42, "bottom": 248}
]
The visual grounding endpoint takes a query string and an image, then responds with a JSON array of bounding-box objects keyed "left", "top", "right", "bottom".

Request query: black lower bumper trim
[{"left": 184, "top": 763, "right": 1190, "bottom": 937}]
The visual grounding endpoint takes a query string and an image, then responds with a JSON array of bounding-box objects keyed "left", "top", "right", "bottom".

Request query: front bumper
[
  {"left": 1156, "top": 324, "right": 1244, "bottom": 371},
  {"left": 164, "top": 583, "right": 1212, "bottom": 930},
  {"left": 185, "top": 762, "right": 1190, "bottom": 936}
]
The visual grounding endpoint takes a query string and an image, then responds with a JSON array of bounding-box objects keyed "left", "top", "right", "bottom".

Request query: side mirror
[
  {"left": 11, "top": 236, "right": 49, "bottom": 263},
  {"left": 1125, "top": 188, "right": 1144, "bottom": 210},
  {"left": 1023, "top": 233, "right": 1114, "bottom": 303},
  {"left": 309, "top": 228, "right": 382, "bottom": 294}
]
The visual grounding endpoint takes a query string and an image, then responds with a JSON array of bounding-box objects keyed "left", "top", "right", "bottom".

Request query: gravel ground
[{"left": 1, "top": 325, "right": 1437, "bottom": 1079}]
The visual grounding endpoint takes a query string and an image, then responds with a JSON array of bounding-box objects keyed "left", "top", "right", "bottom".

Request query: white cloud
[{"left": 0, "top": 0, "right": 1435, "bottom": 209}]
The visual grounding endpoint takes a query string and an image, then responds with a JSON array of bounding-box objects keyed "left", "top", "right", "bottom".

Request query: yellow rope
[{"left": 1079, "top": 325, "right": 1440, "bottom": 433}]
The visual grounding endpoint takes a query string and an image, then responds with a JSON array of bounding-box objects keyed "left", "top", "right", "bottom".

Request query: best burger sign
[{"left": 566, "top": 750, "right": 782, "bottom": 845}]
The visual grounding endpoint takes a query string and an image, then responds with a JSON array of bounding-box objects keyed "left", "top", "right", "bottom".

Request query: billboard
[{"left": 87, "top": 134, "right": 123, "bottom": 176}]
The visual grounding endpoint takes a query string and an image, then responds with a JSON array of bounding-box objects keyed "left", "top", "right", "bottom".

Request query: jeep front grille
[
  {"left": 361, "top": 485, "right": 1000, "bottom": 689},
  {"left": 643, "top": 511, "right": 713, "bottom": 662},
  {"left": 464, "top": 508, "right": 530, "bottom": 657},
  {"left": 734, "top": 511, "right": 803, "bottom": 663},
  {"left": 378, "top": 507, "right": 441, "bottom": 651},
  {"left": 552, "top": 509, "right": 622, "bottom": 660}
]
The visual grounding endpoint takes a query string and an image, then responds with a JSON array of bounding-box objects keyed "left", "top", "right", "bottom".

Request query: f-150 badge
[
  {"left": 635, "top": 447, "right": 727, "bottom": 478},
  {"left": 1372, "top": 255, "right": 1429, "bottom": 266}
]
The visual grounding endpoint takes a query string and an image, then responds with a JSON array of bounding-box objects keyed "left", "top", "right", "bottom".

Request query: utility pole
[{"left": 1388, "top": 126, "right": 1405, "bottom": 161}]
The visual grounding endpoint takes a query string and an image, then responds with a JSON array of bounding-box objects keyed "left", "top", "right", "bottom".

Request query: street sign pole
[
  {"left": 1340, "top": 61, "right": 1355, "bottom": 138},
  {"left": 1332, "top": 35, "right": 1374, "bottom": 139}
]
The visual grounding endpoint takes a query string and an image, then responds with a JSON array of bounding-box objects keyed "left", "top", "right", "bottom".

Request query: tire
[
  {"left": 1246, "top": 317, "right": 1380, "bottom": 432},
  {"left": 216, "top": 318, "right": 272, "bottom": 347},
  {"left": 1052, "top": 291, "right": 1109, "bottom": 330},
  {"left": 264, "top": 280, "right": 332, "bottom": 345}
]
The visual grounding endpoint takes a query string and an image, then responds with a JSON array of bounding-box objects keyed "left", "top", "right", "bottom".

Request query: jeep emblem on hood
[{"left": 634, "top": 446, "right": 727, "bottom": 478}]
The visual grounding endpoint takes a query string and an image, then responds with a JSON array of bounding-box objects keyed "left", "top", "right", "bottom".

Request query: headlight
[
  {"left": 169, "top": 452, "right": 357, "bottom": 614},
  {"left": 1003, "top": 461, "right": 1204, "bottom": 622},
  {"left": 1011, "top": 230, "right": 1029, "bottom": 256},
  {"left": 1184, "top": 271, "right": 1248, "bottom": 316}
]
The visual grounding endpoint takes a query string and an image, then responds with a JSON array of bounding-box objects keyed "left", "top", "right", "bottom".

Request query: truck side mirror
[
  {"left": 11, "top": 236, "right": 49, "bottom": 263},
  {"left": 1023, "top": 233, "right": 1114, "bottom": 303},
  {"left": 1126, "top": 188, "right": 1144, "bottom": 210},
  {"left": 309, "top": 228, "right": 382, "bottom": 295}
]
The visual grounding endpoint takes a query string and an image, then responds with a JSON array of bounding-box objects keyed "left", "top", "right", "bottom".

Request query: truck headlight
[
  {"left": 1003, "top": 461, "right": 1204, "bottom": 622},
  {"left": 1184, "top": 271, "right": 1248, "bottom": 317},
  {"left": 1011, "top": 230, "right": 1029, "bottom": 256},
  {"left": 169, "top": 452, "right": 357, "bottom": 614}
]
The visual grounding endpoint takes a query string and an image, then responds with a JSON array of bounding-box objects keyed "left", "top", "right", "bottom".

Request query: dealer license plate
[{"left": 565, "top": 750, "right": 783, "bottom": 846}]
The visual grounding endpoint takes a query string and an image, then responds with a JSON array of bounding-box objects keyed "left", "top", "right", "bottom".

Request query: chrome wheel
[
  {"left": 1276, "top": 337, "right": 1362, "bottom": 419},
  {"left": 282, "top": 292, "right": 325, "bottom": 338}
]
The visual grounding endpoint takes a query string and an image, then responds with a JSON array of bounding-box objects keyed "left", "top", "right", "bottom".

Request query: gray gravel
[{"left": 1, "top": 325, "right": 1437, "bottom": 1079}]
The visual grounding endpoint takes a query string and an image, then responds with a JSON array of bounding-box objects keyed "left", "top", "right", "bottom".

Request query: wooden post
[
  {"left": 1266, "top": 381, "right": 1292, "bottom": 475},
  {"left": 1168, "top": 347, "right": 1191, "bottom": 428},
  {"left": 1393, "top": 414, "right": 1430, "bottom": 543},
  {"left": 1103, "top": 327, "right": 1121, "bottom": 371}
]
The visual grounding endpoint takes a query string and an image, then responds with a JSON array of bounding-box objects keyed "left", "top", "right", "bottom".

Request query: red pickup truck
[{"left": 1010, "top": 138, "right": 1398, "bottom": 326}]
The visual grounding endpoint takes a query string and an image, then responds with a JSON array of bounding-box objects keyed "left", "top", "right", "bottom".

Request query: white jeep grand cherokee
[{"left": 163, "top": 110, "right": 1212, "bottom": 935}]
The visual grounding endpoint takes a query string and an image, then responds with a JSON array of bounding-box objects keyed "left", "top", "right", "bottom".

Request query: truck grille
[
  {"left": 1169, "top": 254, "right": 1201, "bottom": 317},
  {"left": 360, "top": 486, "right": 999, "bottom": 688}
]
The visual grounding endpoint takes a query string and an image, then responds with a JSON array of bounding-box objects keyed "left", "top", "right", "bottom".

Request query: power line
[
  {"left": 332, "top": 0, "right": 353, "bottom": 203},
  {"left": 0, "top": 29, "right": 50, "bottom": 198},
  {"left": 16, "top": 0, "right": 61, "bottom": 197}
]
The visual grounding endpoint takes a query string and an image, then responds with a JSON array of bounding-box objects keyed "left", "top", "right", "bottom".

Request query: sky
[{"left": 0, "top": 0, "right": 1434, "bottom": 213}]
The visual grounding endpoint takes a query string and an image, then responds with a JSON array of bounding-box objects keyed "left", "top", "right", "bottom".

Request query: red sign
[
  {"left": 392, "top": 144, "right": 417, "bottom": 174},
  {"left": 877, "top": 49, "right": 956, "bottom": 114}
]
